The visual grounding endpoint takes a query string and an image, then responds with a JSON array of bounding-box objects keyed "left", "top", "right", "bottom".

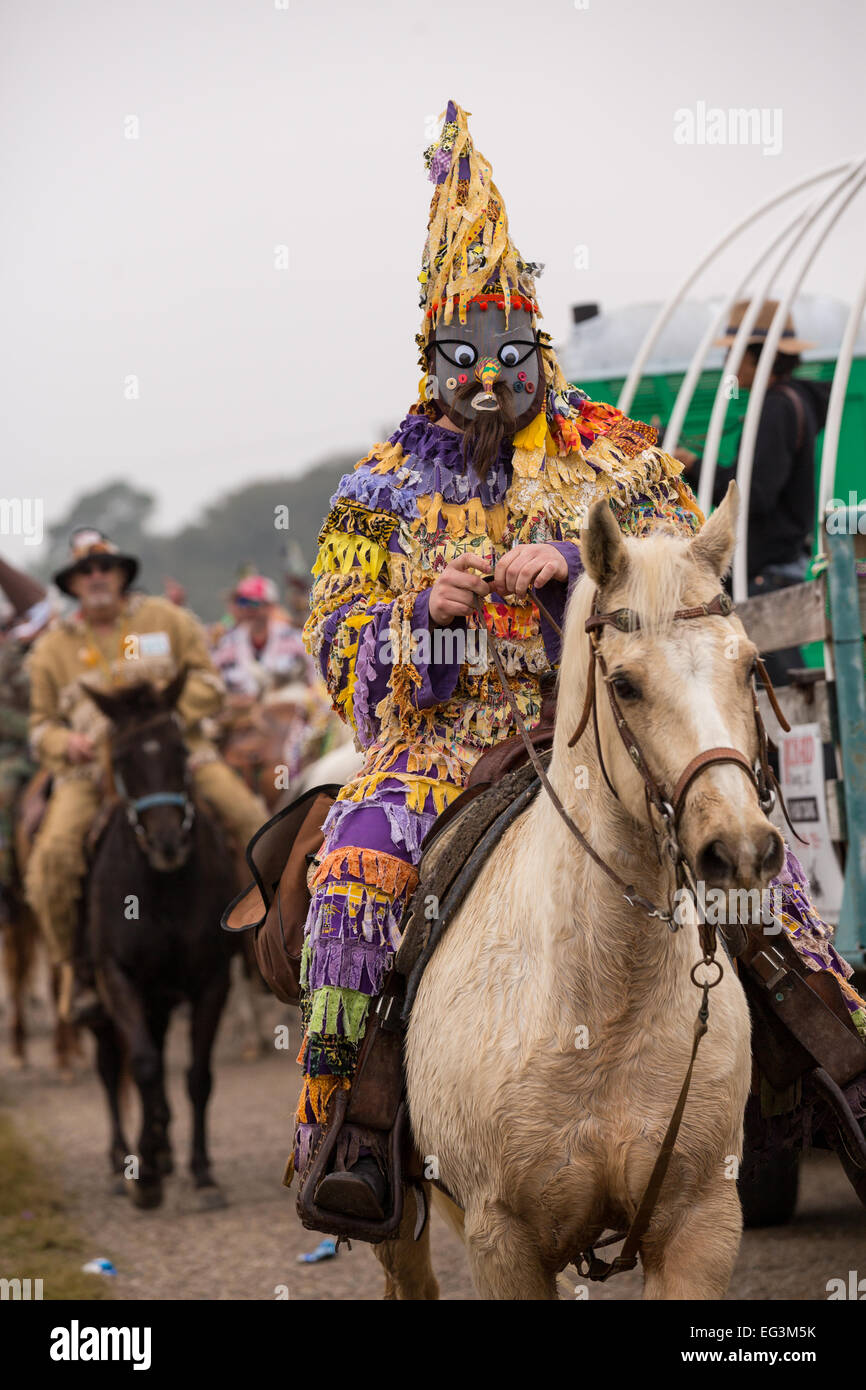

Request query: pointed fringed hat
[
  {"left": 417, "top": 101, "right": 541, "bottom": 349},
  {"left": 416, "top": 101, "right": 598, "bottom": 453}
]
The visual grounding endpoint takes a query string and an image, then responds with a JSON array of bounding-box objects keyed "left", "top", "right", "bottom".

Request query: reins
[{"left": 471, "top": 579, "right": 794, "bottom": 1281}]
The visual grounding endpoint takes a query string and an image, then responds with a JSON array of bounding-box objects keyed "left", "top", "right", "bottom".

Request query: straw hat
[{"left": 714, "top": 299, "right": 816, "bottom": 353}]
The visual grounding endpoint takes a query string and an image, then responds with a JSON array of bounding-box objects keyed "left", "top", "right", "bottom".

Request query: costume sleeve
[
  {"left": 304, "top": 499, "right": 464, "bottom": 745},
  {"left": 27, "top": 641, "right": 72, "bottom": 770},
  {"left": 170, "top": 609, "right": 225, "bottom": 728}
]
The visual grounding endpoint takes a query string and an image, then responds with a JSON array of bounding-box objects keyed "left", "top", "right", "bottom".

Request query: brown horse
[
  {"left": 4, "top": 772, "right": 83, "bottom": 1075},
  {"left": 220, "top": 684, "right": 350, "bottom": 812},
  {"left": 83, "top": 673, "right": 237, "bottom": 1210}
]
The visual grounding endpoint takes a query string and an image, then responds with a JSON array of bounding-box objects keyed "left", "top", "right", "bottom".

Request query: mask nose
[{"left": 475, "top": 358, "right": 501, "bottom": 394}]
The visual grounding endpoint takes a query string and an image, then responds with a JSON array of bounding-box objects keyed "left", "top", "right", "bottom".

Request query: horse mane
[{"left": 554, "top": 527, "right": 698, "bottom": 757}]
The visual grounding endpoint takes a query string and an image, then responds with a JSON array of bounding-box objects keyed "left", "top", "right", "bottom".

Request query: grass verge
[{"left": 0, "top": 1107, "right": 111, "bottom": 1300}]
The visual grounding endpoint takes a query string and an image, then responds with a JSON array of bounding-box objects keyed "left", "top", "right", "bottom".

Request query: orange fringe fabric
[
  {"left": 311, "top": 845, "right": 419, "bottom": 898},
  {"left": 296, "top": 1074, "right": 350, "bottom": 1124}
]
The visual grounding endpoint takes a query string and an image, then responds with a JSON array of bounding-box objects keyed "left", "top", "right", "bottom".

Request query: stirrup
[{"left": 297, "top": 1090, "right": 407, "bottom": 1244}]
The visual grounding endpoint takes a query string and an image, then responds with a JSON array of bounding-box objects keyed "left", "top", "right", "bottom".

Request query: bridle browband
[
  {"left": 109, "top": 712, "right": 195, "bottom": 849},
  {"left": 472, "top": 578, "right": 797, "bottom": 1281}
]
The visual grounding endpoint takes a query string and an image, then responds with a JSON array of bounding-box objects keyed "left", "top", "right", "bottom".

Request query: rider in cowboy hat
[
  {"left": 25, "top": 528, "right": 269, "bottom": 1022},
  {"left": 676, "top": 299, "right": 831, "bottom": 683}
]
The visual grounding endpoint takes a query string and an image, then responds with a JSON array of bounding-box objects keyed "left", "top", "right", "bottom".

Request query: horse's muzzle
[{"left": 694, "top": 822, "right": 785, "bottom": 892}]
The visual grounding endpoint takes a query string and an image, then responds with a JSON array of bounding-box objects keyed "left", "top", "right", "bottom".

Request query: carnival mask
[{"left": 428, "top": 304, "right": 544, "bottom": 432}]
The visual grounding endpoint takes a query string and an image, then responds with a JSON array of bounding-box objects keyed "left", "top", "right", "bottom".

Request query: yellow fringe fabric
[
  {"left": 368, "top": 441, "right": 407, "bottom": 475},
  {"left": 338, "top": 768, "right": 463, "bottom": 815},
  {"left": 312, "top": 530, "right": 390, "bottom": 583},
  {"left": 512, "top": 413, "right": 553, "bottom": 451},
  {"left": 296, "top": 1075, "right": 350, "bottom": 1125},
  {"left": 331, "top": 608, "right": 377, "bottom": 728},
  {"left": 420, "top": 103, "right": 533, "bottom": 344},
  {"left": 311, "top": 846, "right": 419, "bottom": 897},
  {"left": 412, "top": 494, "right": 509, "bottom": 543},
  {"left": 674, "top": 475, "right": 706, "bottom": 524}
]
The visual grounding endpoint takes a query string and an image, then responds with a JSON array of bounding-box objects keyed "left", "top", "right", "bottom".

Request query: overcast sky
[{"left": 1, "top": 0, "right": 864, "bottom": 571}]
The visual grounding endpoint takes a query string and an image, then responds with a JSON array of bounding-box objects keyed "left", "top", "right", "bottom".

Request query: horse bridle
[
  {"left": 474, "top": 586, "right": 794, "bottom": 926},
  {"left": 109, "top": 712, "right": 195, "bottom": 850},
  {"left": 571, "top": 588, "right": 797, "bottom": 902},
  {"left": 473, "top": 581, "right": 795, "bottom": 1281}
]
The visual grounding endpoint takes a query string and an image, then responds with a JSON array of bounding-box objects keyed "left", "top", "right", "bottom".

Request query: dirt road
[{"left": 1, "top": 988, "right": 864, "bottom": 1302}]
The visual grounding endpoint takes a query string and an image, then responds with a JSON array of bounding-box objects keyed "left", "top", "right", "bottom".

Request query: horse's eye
[{"left": 611, "top": 675, "right": 640, "bottom": 700}]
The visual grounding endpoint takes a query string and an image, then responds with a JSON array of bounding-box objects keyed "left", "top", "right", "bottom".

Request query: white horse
[{"left": 379, "top": 484, "right": 782, "bottom": 1299}]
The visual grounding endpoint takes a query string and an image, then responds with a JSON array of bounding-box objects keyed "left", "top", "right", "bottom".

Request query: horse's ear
[
  {"left": 691, "top": 480, "right": 739, "bottom": 578},
  {"left": 580, "top": 499, "right": 627, "bottom": 588},
  {"left": 81, "top": 683, "right": 121, "bottom": 720},
  {"left": 160, "top": 665, "right": 188, "bottom": 711}
]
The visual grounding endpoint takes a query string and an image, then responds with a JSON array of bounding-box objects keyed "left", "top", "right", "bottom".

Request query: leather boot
[{"left": 314, "top": 1155, "right": 388, "bottom": 1221}]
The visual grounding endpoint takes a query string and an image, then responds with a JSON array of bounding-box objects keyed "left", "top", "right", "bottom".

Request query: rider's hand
[
  {"left": 493, "top": 544, "right": 568, "bottom": 599},
  {"left": 428, "top": 553, "right": 493, "bottom": 625},
  {"left": 66, "top": 731, "right": 96, "bottom": 764}
]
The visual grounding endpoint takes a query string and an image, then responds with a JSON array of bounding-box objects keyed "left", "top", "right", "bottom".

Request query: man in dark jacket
[{"left": 677, "top": 300, "right": 830, "bottom": 684}]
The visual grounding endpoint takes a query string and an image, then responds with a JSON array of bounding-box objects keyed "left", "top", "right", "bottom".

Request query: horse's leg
[
  {"left": 49, "top": 964, "right": 78, "bottom": 1081},
  {"left": 463, "top": 1201, "right": 558, "bottom": 1300},
  {"left": 640, "top": 1180, "right": 742, "bottom": 1300},
  {"left": 373, "top": 1185, "right": 439, "bottom": 1300},
  {"left": 2, "top": 910, "right": 32, "bottom": 1066},
  {"left": 187, "top": 967, "right": 231, "bottom": 1206},
  {"left": 91, "top": 1018, "right": 130, "bottom": 1191},
  {"left": 100, "top": 960, "right": 165, "bottom": 1209},
  {"left": 146, "top": 999, "right": 173, "bottom": 1176}
]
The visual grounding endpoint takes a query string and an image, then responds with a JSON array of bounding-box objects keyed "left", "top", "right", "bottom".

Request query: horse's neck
[{"left": 525, "top": 731, "right": 693, "bottom": 1016}]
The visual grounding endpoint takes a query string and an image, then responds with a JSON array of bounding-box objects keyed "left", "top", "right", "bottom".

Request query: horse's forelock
[
  {"left": 616, "top": 532, "right": 695, "bottom": 635},
  {"left": 107, "top": 680, "right": 164, "bottom": 725}
]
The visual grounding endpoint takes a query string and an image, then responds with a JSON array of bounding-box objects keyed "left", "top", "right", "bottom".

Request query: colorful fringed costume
[{"left": 291, "top": 100, "right": 866, "bottom": 1187}]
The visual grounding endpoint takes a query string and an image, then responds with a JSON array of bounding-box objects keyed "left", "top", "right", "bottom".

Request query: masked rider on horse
[
  {"left": 25, "top": 529, "right": 269, "bottom": 1023},
  {"left": 286, "top": 100, "right": 866, "bottom": 1224}
]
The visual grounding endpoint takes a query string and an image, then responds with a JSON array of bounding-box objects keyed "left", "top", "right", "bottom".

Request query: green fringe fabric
[{"left": 307, "top": 984, "right": 371, "bottom": 1042}]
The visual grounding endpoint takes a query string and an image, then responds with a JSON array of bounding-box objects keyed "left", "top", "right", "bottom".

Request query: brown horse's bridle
[
  {"left": 109, "top": 712, "right": 196, "bottom": 853},
  {"left": 473, "top": 583, "right": 795, "bottom": 1281}
]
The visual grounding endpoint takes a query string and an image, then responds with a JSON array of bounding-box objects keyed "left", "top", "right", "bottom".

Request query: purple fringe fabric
[
  {"left": 307, "top": 937, "right": 392, "bottom": 995},
  {"left": 330, "top": 414, "right": 513, "bottom": 519},
  {"left": 306, "top": 884, "right": 405, "bottom": 952}
]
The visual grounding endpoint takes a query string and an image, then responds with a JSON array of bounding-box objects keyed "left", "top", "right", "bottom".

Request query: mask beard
[{"left": 452, "top": 380, "right": 518, "bottom": 482}]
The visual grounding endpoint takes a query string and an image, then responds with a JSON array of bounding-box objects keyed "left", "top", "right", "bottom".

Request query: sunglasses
[{"left": 76, "top": 557, "right": 119, "bottom": 577}]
